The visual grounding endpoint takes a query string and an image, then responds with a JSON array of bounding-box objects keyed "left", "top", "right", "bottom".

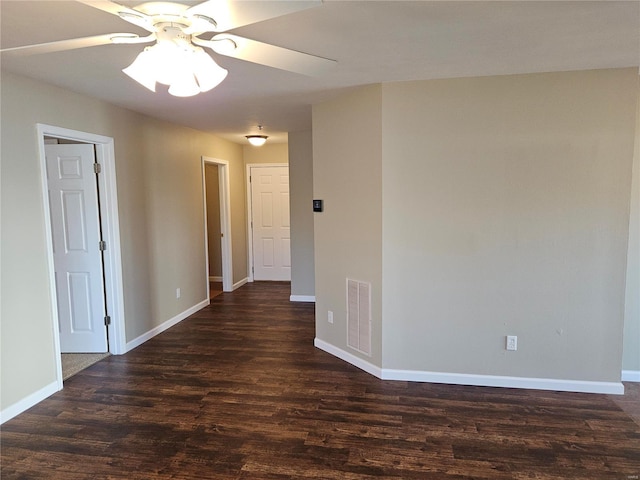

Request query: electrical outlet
[
  {"left": 506, "top": 335, "right": 517, "bottom": 351},
  {"left": 328, "top": 310, "right": 334, "bottom": 324},
  {"left": 176, "top": 288, "right": 181, "bottom": 299}
]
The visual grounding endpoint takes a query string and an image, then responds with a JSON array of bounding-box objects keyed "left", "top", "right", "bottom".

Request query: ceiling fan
[{"left": 0, "top": 0, "right": 336, "bottom": 97}]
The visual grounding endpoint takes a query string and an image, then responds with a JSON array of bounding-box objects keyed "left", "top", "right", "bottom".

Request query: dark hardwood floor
[
  {"left": 2, "top": 282, "right": 639, "bottom": 479},
  {"left": 210, "top": 281, "right": 223, "bottom": 300}
]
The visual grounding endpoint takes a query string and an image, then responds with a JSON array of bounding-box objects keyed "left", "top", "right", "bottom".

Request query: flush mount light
[
  {"left": 246, "top": 135, "right": 268, "bottom": 146},
  {"left": 246, "top": 126, "right": 268, "bottom": 146}
]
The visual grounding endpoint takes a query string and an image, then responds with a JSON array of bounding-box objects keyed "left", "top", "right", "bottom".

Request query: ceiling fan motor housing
[{"left": 156, "top": 23, "right": 191, "bottom": 46}]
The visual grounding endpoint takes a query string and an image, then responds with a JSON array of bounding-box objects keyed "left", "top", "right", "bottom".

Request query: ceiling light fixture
[
  {"left": 122, "top": 24, "right": 227, "bottom": 97},
  {"left": 246, "top": 126, "right": 268, "bottom": 146}
]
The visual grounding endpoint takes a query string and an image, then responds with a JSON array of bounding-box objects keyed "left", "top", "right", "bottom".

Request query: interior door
[
  {"left": 205, "top": 164, "right": 223, "bottom": 280},
  {"left": 250, "top": 166, "right": 291, "bottom": 281},
  {"left": 46, "top": 143, "right": 108, "bottom": 353}
]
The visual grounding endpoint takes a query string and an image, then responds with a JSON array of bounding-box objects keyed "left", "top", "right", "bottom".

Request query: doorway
[
  {"left": 202, "top": 157, "right": 233, "bottom": 294},
  {"left": 246, "top": 164, "right": 291, "bottom": 281},
  {"left": 37, "top": 124, "right": 126, "bottom": 389}
]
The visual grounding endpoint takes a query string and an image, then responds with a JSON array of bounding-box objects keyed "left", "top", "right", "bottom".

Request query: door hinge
[
  {"left": 99, "top": 240, "right": 107, "bottom": 251},
  {"left": 94, "top": 163, "right": 102, "bottom": 174},
  {"left": 104, "top": 315, "right": 111, "bottom": 326}
]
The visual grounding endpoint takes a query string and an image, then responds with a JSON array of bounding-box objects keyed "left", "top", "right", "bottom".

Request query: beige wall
[
  {"left": 312, "top": 69, "right": 637, "bottom": 384},
  {"left": 288, "top": 131, "right": 315, "bottom": 297},
  {"left": 381, "top": 69, "right": 637, "bottom": 382},
  {"left": 205, "top": 164, "right": 222, "bottom": 277},
  {"left": 623, "top": 76, "right": 640, "bottom": 374},
  {"left": 0, "top": 71, "right": 246, "bottom": 412},
  {"left": 313, "top": 85, "right": 383, "bottom": 365},
  {"left": 243, "top": 142, "right": 289, "bottom": 165}
]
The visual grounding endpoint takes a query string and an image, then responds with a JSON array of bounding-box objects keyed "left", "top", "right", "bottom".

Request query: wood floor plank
[{"left": 2, "top": 281, "right": 639, "bottom": 479}]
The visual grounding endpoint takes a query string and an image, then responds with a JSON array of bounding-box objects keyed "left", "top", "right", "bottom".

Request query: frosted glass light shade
[
  {"left": 193, "top": 48, "right": 228, "bottom": 92},
  {"left": 246, "top": 135, "right": 268, "bottom": 146},
  {"left": 152, "top": 41, "right": 184, "bottom": 85},
  {"left": 168, "top": 70, "right": 200, "bottom": 97},
  {"left": 167, "top": 48, "right": 200, "bottom": 97},
  {"left": 122, "top": 48, "right": 157, "bottom": 91},
  {"left": 123, "top": 42, "right": 228, "bottom": 97}
]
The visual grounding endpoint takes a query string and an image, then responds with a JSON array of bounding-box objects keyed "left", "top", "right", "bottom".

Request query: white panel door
[
  {"left": 251, "top": 166, "right": 291, "bottom": 281},
  {"left": 46, "top": 144, "right": 108, "bottom": 353}
]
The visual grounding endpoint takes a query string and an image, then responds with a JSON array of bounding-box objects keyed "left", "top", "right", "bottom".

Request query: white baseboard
[
  {"left": 232, "top": 277, "right": 249, "bottom": 291},
  {"left": 1, "top": 380, "right": 60, "bottom": 424},
  {"left": 314, "top": 338, "right": 382, "bottom": 378},
  {"left": 382, "top": 368, "right": 624, "bottom": 395},
  {"left": 209, "top": 276, "right": 223, "bottom": 282},
  {"left": 622, "top": 370, "right": 640, "bottom": 382},
  {"left": 314, "top": 338, "right": 625, "bottom": 395},
  {"left": 290, "top": 295, "right": 316, "bottom": 303},
  {"left": 125, "top": 299, "right": 209, "bottom": 353}
]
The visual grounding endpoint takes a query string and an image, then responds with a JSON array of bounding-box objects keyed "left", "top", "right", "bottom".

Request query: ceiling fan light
[
  {"left": 122, "top": 48, "right": 157, "bottom": 92},
  {"left": 151, "top": 42, "right": 184, "bottom": 85},
  {"left": 246, "top": 135, "right": 268, "bottom": 147},
  {"left": 192, "top": 49, "right": 228, "bottom": 92},
  {"left": 168, "top": 70, "right": 201, "bottom": 97}
]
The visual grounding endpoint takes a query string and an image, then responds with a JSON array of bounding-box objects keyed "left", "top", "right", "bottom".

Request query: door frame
[
  {"left": 202, "top": 157, "right": 233, "bottom": 293},
  {"left": 37, "top": 124, "right": 126, "bottom": 389},
  {"left": 245, "top": 163, "right": 288, "bottom": 282}
]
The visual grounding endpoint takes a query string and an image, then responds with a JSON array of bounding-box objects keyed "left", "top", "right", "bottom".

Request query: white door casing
[
  {"left": 250, "top": 165, "right": 291, "bottom": 281},
  {"left": 46, "top": 143, "right": 108, "bottom": 353}
]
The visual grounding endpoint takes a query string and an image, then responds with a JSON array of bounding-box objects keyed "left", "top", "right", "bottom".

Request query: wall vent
[{"left": 347, "top": 278, "right": 371, "bottom": 356}]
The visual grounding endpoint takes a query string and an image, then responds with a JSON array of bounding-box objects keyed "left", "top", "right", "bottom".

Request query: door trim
[
  {"left": 37, "top": 124, "right": 126, "bottom": 389},
  {"left": 202, "top": 157, "right": 233, "bottom": 293},
  {"left": 245, "top": 163, "right": 288, "bottom": 282}
]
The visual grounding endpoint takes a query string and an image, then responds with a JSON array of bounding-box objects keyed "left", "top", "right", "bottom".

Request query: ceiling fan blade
[
  {"left": 187, "top": 0, "right": 322, "bottom": 32},
  {"left": 76, "top": 0, "right": 156, "bottom": 32},
  {"left": 196, "top": 34, "right": 336, "bottom": 76},
  {"left": 0, "top": 33, "right": 153, "bottom": 57}
]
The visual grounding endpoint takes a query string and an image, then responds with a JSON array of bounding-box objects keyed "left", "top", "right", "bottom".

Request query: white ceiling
[{"left": 1, "top": 1, "right": 639, "bottom": 144}]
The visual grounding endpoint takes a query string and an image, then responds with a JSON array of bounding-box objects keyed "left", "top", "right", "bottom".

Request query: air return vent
[{"left": 347, "top": 279, "right": 371, "bottom": 356}]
